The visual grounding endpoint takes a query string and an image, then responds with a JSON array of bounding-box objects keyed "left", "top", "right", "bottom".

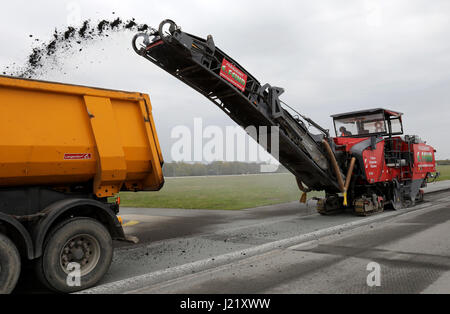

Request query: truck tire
[
  {"left": 391, "top": 186, "right": 404, "bottom": 210},
  {"left": 0, "top": 233, "right": 21, "bottom": 294},
  {"left": 35, "top": 218, "right": 113, "bottom": 293}
]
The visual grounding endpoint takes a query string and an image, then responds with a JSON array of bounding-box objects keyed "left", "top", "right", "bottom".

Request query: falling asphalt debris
[{"left": 3, "top": 17, "right": 153, "bottom": 78}]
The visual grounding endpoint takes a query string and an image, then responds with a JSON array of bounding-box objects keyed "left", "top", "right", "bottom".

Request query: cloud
[{"left": 1, "top": 0, "right": 449, "bottom": 159}]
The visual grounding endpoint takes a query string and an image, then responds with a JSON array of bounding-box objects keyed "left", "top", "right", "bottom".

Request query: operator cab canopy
[{"left": 332, "top": 108, "right": 403, "bottom": 138}]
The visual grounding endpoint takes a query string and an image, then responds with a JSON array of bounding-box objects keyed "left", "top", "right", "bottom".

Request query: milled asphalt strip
[
  {"left": 128, "top": 198, "right": 450, "bottom": 294},
  {"left": 79, "top": 194, "right": 449, "bottom": 294}
]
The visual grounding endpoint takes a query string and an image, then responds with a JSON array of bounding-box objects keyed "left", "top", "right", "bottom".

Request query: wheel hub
[
  {"left": 60, "top": 234, "right": 101, "bottom": 276},
  {"left": 71, "top": 247, "right": 84, "bottom": 260}
]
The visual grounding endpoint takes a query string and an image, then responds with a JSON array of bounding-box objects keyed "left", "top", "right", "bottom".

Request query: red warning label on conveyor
[
  {"left": 220, "top": 59, "right": 247, "bottom": 92},
  {"left": 64, "top": 153, "right": 92, "bottom": 160}
]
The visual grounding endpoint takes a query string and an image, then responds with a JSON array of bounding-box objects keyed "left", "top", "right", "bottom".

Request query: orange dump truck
[{"left": 0, "top": 75, "right": 164, "bottom": 293}]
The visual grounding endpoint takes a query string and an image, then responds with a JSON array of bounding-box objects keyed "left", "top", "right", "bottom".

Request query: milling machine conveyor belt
[{"left": 133, "top": 20, "right": 343, "bottom": 193}]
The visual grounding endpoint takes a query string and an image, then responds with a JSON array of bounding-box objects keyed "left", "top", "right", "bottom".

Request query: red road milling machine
[{"left": 133, "top": 20, "right": 438, "bottom": 215}]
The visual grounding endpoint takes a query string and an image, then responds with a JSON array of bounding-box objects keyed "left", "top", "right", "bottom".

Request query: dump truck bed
[{"left": 0, "top": 75, "right": 164, "bottom": 198}]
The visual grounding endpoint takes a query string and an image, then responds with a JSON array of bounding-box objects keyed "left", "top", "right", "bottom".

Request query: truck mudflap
[{"left": 133, "top": 20, "right": 343, "bottom": 193}]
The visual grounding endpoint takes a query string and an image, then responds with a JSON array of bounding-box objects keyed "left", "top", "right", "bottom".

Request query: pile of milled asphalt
[{"left": 2, "top": 17, "right": 151, "bottom": 78}]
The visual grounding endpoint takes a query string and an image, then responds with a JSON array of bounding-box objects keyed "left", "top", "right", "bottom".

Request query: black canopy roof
[{"left": 331, "top": 108, "right": 403, "bottom": 119}]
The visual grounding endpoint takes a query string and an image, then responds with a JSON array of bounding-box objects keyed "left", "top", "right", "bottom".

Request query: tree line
[
  {"left": 163, "top": 162, "right": 289, "bottom": 177},
  {"left": 163, "top": 159, "right": 449, "bottom": 177}
]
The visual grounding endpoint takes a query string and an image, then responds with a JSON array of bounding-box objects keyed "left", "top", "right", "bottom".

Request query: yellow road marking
[{"left": 122, "top": 220, "right": 141, "bottom": 227}]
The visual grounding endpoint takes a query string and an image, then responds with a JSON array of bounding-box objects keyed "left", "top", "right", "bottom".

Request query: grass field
[
  {"left": 437, "top": 165, "right": 450, "bottom": 181},
  {"left": 120, "top": 166, "right": 449, "bottom": 210},
  {"left": 120, "top": 173, "right": 323, "bottom": 210}
]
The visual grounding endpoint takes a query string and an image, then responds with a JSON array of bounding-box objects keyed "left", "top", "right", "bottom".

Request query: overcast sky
[{"left": 1, "top": 0, "right": 449, "bottom": 160}]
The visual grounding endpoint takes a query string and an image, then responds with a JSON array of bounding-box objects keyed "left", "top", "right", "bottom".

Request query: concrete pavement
[{"left": 423, "top": 180, "right": 450, "bottom": 193}]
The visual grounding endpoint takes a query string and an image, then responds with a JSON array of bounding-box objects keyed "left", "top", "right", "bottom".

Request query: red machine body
[
  {"left": 328, "top": 108, "right": 437, "bottom": 214},
  {"left": 334, "top": 137, "right": 436, "bottom": 184}
]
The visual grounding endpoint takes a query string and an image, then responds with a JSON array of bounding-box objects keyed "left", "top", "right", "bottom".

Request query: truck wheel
[
  {"left": 392, "top": 190, "right": 404, "bottom": 210},
  {"left": 35, "top": 218, "right": 113, "bottom": 293},
  {"left": 0, "top": 233, "right": 21, "bottom": 294},
  {"left": 386, "top": 186, "right": 404, "bottom": 210}
]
